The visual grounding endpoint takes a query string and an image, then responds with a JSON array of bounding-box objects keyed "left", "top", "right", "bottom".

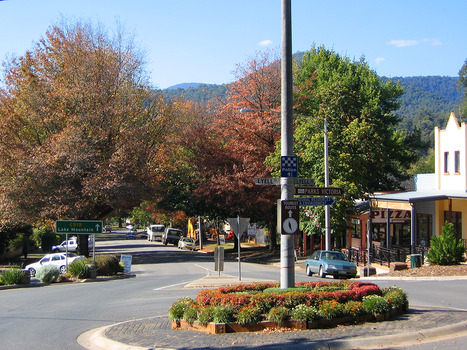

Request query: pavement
[{"left": 77, "top": 267, "right": 467, "bottom": 350}]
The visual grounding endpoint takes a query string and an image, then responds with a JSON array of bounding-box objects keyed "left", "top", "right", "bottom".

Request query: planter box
[
  {"left": 171, "top": 304, "right": 410, "bottom": 334},
  {"left": 360, "top": 266, "right": 376, "bottom": 276}
]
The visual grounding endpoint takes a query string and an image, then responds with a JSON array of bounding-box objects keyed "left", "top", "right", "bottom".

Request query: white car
[
  {"left": 178, "top": 237, "right": 196, "bottom": 250},
  {"left": 25, "top": 253, "right": 85, "bottom": 276},
  {"left": 51, "top": 237, "right": 94, "bottom": 252}
]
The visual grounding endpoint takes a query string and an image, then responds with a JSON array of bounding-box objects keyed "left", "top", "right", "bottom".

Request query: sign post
[{"left": 227, "top": 217, "right": 250, "bottom": 280}]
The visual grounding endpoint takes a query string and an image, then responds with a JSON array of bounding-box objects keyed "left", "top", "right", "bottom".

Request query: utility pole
[{"left": 280, "top": 0, "right": 295, "bottom": 289}]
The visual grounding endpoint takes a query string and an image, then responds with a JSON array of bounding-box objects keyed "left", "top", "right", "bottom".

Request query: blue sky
[{"left": 1, "top": 0, "right": 466, "bottom": 89}]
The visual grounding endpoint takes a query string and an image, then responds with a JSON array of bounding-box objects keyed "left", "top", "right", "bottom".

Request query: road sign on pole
[
  {"left": 295, "top": 187, "right": 344, "bottom": 196},
  {"left": 281, "top": 200, "right": 299, "bottom": 234},
  {"left": 254, "top": 178, "right": 314, "bottom": 186},
  {"left": 55, "top": 220, "right": 103, "bottom": 234},
  {"left": 280, "top": 155, "right": 298, "bottom": 177},
  {"left": 297, "top": 197, "right": 335, "bottom": 207}
]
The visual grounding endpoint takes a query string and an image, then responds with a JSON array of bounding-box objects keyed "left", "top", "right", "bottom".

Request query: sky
[{"left": 1, "top": 0, "right": 466, "bottom": 89}]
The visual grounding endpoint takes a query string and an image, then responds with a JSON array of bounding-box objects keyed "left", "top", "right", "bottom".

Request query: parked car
[
  {"left": 304, "top": 250, "right": 357, "bottom": 279},
  {"left": 178, "top": 237, "right": 196, "bottom": 250},
  {"left": 24, "top": 253, "right": 85, "bottom": 276},
  {"left": 147, "top": 224, "right": 165, "bottom": 241},
  {"left": 126, "top": 229, "right": 137, "bottom": 240},
  {"left": 51, "top": 237, "right": 93, "bottom": 252},
  {"left": 163, "top": 228, "right": 183, "bottom": 246},
  {"left": 105, "top": 225, "right": 112, "bottom": 233}
]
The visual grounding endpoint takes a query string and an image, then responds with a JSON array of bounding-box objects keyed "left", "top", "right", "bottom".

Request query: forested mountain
[{"left": 160, "top": 76, "right": 464, "bottom": 147}]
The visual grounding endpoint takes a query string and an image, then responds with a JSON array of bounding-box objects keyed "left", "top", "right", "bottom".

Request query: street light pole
[
  {"left": 324, "top": 118, "right": 331, "bottom": 250},
  {"left": 281, "top": 0, "right": 294, "bottom": 289}
]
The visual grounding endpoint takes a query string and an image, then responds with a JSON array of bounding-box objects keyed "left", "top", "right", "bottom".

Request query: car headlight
[{"left": 328, "top": 264, "right": 336, "bottom": 269}]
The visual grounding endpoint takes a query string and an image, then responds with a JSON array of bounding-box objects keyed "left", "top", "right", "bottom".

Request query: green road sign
[{"left": 56, "top": 220, "right": 103, "bottom": 234}]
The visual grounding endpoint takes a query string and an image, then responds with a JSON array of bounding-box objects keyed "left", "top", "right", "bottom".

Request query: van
[
  {"left": 147, "top": 225, "right": 165, "bottom": 241},
  {"left": 163, "top": 228, "right": 183, "bottom": 246}
]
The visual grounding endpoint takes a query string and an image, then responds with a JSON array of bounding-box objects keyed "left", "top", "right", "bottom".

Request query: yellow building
[{"left": 371, "top": 112, "right": 466, "bottom": 252}]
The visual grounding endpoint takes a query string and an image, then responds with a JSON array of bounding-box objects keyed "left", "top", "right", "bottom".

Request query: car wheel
[
  {"left": 28, "top": 268, "right": 36, "bottom": 277},
  {"left": 59, "top": 265, "right": 67, "bottom": 274},
  {"left": 319, "top": 266, "right": 326, "bottom": 278},
  {"left": 306, "top": 265, "right": 313, "bottom": 276}
]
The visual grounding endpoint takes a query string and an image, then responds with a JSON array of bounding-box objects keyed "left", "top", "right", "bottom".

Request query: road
[{"left": 1, "top": 230, "right": 466, "bottom": 349}]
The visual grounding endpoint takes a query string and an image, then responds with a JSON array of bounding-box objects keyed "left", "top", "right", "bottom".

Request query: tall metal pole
[
  {"left": 324, "top": 118, "right": 331, "bottom": 250},
  {"left": 280, "top": 0, "right": 295, "bottom": 289}
]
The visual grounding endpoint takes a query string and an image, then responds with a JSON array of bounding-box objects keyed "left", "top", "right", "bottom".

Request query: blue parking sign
[{"left": 281, "top": 156, "right": 298, "bottom": 177}]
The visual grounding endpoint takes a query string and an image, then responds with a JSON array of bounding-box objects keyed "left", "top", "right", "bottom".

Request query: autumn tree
[
  {"left": 0, "top": 19, "right": 176, "bottom": 254},
  {"left": 173, "top": 52, "right": 282, "bottom": 248}
]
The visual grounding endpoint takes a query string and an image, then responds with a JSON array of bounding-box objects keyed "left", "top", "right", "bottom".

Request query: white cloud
[
  {"left": 388, "top": 38, "right": 442, "bottom": 48},
  {"left": 423, "top": 38, "right": 442, "bottom": 46},
  {"left": 259, "top": 39, "right": 273, "bottom": 46},
  {"left": 388, "top": 39, "right": 419, "bottom": 48},
  {"left": 375, "top": 57, "right": 385, "bottom": 65}
]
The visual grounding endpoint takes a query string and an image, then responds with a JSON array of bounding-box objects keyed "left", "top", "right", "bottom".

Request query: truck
[
  {"left": 163, "top": 228, "right": 183, "bottom": 246},
  {"left": 147, "top": 224, "right": 165, "bottom": 241}
]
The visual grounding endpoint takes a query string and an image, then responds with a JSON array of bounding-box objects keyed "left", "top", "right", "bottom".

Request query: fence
[{"left": 346, "top": 245, "right": 428, "bottom": 267}]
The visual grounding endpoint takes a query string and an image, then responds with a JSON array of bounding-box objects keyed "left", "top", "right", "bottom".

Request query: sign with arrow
[
  {"left": 55, "top": 220, "right": 103, "bottom": 234},
  {"left": 298, "top": 197, "right": 335, "bottom": 207},
  {"left": 281, "top": 156, "right": 298, "bottom": 178},
  {"left": 281, "top": 200, "right": 299, "bottom": 235}
]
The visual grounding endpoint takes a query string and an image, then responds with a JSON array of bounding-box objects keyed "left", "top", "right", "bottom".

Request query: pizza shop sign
[{"left": 372, "top": 209, "right": 411, "bottom": 223}]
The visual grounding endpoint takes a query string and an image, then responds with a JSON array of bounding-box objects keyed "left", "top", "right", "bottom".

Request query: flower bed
[{"left": 169, "top": 281, "right": 409, "bottom": 334}]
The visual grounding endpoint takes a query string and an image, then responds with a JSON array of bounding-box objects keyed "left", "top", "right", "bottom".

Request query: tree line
[{"left": 1, "top": 19, "right": 466, "bottom": 254}]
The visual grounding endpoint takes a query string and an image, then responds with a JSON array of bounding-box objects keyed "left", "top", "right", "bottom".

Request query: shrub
[
  {"left": 267, "top": 306, "right": 289, "bottom": 325},
  {"left": 291, "top": 304, "right": 320, "bottom": 322},
  {"left": 183, "top": 304, "right": 198, "bottom": 325},
  {"left": 426, "top": 222, "right": 465, "bottom": 265},
  {"left": 318, "top": 299, "right": 344, "bottom": 320},
  {"left": 197, "top": 306, "right": 215, "bottom": 326},
  {"left": 67, "top": 259, "right": 90, "bottom": 279},
  {"left": 0, "top": 268, "right": 25, "bottom": 285},
  {"left": 169, "top": 298, "right": 196, "bottom": 322},
  {"left": 382, "top": 287, "right": 408, "bottom": 309},
  {"left": 213, "top": 305, "right": 235, "bottom": 323},
  {"left": 362, "top": 295, "right": 391, "bottom": 316},
  {"left": 236, "top": 307, "right": 263, "bottom": 325},
  {"left": 36, "top": 265, "right": 60, "bottom": 283},
  {"left": 85, "top": 255, "right": 122, "bottom": 276},
  {"left": 343, "top": 300, "right": 364, "bottom": 317}
]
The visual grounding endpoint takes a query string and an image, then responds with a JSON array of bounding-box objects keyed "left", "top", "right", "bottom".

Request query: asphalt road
[{"left": 2, "top": 230, "right": 467, "bottom": 350}]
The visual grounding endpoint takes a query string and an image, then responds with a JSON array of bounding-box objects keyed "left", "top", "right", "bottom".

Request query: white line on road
[{"left": 153, "top": 281, "right": 192, "bottom": 291}]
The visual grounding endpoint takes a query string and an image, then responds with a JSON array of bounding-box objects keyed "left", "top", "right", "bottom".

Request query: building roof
[{"left": 372, "top": 190, "right": 467, "bottom": 203}]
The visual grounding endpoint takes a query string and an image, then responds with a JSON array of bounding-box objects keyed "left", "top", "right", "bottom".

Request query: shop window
[
  {"left": 444, "top": 211, "right": 462, "bottom": 238},
  {"left": 454, "top": 151, "right": 460, "bottom": 174},
  {"left": 371, "top": 224, "right": 386, "bottom": 243},
  {"left": 444, "top": 152, "right": 449, "bottom": 173},
  {"left": 350, "top": 218, "right": 361, "bottom": 238}
]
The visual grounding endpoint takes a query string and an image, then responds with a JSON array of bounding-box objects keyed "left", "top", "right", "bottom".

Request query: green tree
[
  {"left": 426, "top": 222, "right": 465, "bottom": 265},
  {"left": 458, "top": 58, "right": 467, "bottom": 119},
  {"left": 273, "top": 46, "right": 423, "bottom": 240}
]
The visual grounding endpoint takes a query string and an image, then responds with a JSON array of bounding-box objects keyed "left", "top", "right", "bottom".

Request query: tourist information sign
[
  {"left": 281, "top": 200, "right": 300, "bottom": 235},
  {"left": 55, "top": 220, "right": 103, "bottom": 234}
]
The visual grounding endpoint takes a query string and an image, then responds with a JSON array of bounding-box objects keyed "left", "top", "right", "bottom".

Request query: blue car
[{"left": 305, "top": 250, "right": 357, "bottom": 279}]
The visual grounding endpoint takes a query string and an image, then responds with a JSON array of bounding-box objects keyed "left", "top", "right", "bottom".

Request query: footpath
[{"left": 77, "top": 249, "right": 467, "bottom": 350}]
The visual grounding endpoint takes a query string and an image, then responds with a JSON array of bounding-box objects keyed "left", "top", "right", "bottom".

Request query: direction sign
[
  {"left": 281, "top": 200, "right": 300, "bottom": 234},
  {"left": 281, "top": 156, "right": 298, "bottom": 178},
  {"left": 254, "top": 178, "right": 281, "bottom": 185},
  {"left": 295, "top": 187, "right": 344, "bottom": 196},
  {"left": 56, "top": 220, "right": 103, "bottom": 234},
  {"left": 298, "top": 197, "right": 335, "bottom": 207},
  {"left": 254, "top": 178, "right": 314, "bottom": 186}
]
